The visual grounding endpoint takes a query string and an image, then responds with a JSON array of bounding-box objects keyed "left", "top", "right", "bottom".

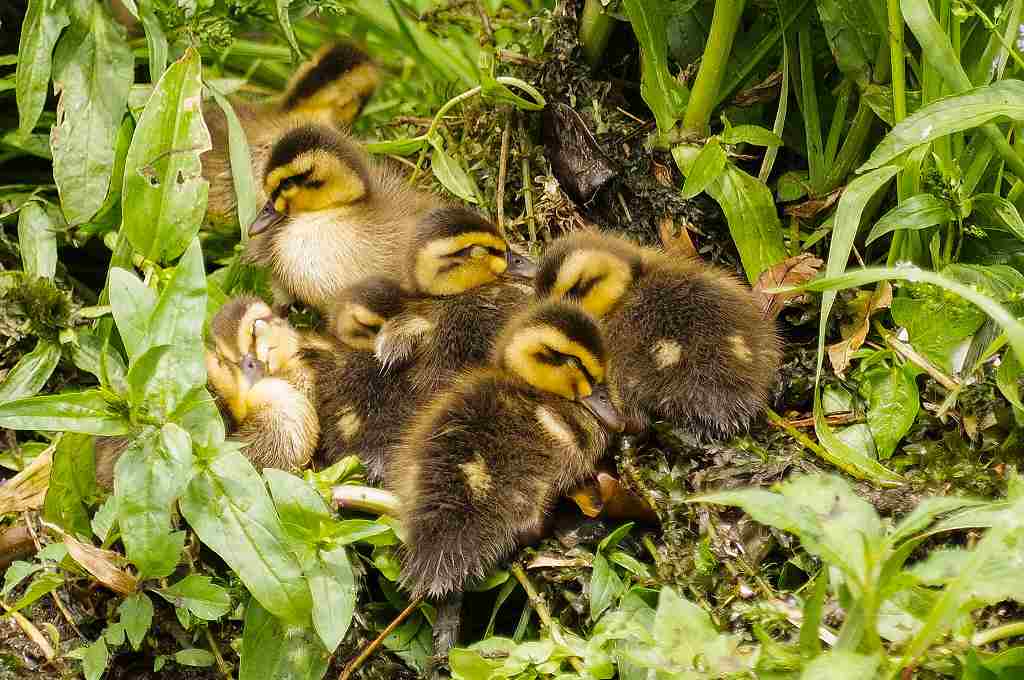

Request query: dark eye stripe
[{"left": 567, "top": 274, "right": 604, "bottom": 299}]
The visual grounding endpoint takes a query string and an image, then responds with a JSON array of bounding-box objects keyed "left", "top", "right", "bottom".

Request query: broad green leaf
[
  {"left": 450, "top": 647, "right": 503, "bottom": 679},
  {"left": 180, "top": 447, "right": 312, "bottom": 625},
  {"left": 590, "top": 552, "right": 624, "bottom": 621},
  {"left": 862, "top": 363, "right": 919, "bottom": 460},
  {"left": 142, "top": 238, "right": 207, "bottom": 358},
  {"left": 865, "top": 194, "right": 955, "bottom": 245},
  {"left": 273, "top": 0, "right": 301, "bottom": 56},
  {"left": 695, "top": 475, "right": 883, "bottom": 588},
  {"left": 9, "top": 571, "right": 63, "bottom": 613},
  {"left": 43, "top": 432, "right": 96, "bottom": 537},
  {"left": 429, "top": 137, "right": 479, "bottom": 204},
  {"left": 91, "top": 496, "right": 118, "bottom": 543},
  {"left": 799, "top": 651, "right": 879, "bottom": 680},
  {"left": 891, "top": 294, "right": 984, "bottom": 372},
  {"left": 972, "top": 193, "right": 1024, "bottom": 242},
  {"left": 622, "top": 0, "right": 688, "bottom": 132},
  {"left": 69, "top": 326, "right": 128, "bottom": 394},
  {"left": 127, "top": 0, "right": 167, "bottom": 82},
  {"left": 0, "top": 338, "right": 61, "bottom": 403},
  {"left": 114, "top": 425, "right": 192, "bottom": 579},
  {"left": 720, "top": 124, "right": 784, "bottom": 148},
  {"left": 2, "top": 562, "right": 43, "bottom": 596},
  {"left": 0, "top": 390, "right": 129, "bottom": 435},
  {"left": 118, "top": 593, "right": 153, "bottom": 651},
  {"left": 208, "top": 86, "right": 257, "bottom": 237},
  {"left": 672, "top": 145, "right": 787, "bottom": 283},
  {"left": 889, "top": 497, "right": 987, "bottom": 545},
  {"left": 815, "top": 0, "right": 882, "bottom": 86},
  {"left": 265, "top": 468, "right": 332, "bottom": 551},
  {"left": 997, "top": 349, "right": 1024, "bottom": 419},
  {"left": 155, "top": 575, "right": 231, "bottom": 621},
  {"left": 364, "top": 137, "right": 426, "bottom": 156},
  {"left": 174, "top": 649, "right": 215, "bottom": 667},
  {"left": 127, "top": 344, "right": 203, "bottom": 419},
  {"left": 73, "top": 637, "right": 109, "bottom": 680},
  {"left": 308, "top": 546, "right": 357, "bottom": 653},
  {"left": 239, "top": 599, "right": 329, "bottom": 680},
  {"left": 861, "top": 80, "right": 1024, "bottom": 171},
  {"left": 50, "top": 0, "right": 133, "bottom": 224},
  {"left": 15, "top": 0, "right": 70, "bottom": 137},
  {"left": 680, "top": 139, "right": 727, "bottom": 199},
  {"left": 122, "top": 48, "right": 210, "bottom": 263},
  {"left": 108, "top": 267, "right": 156, "bottom": 361},
  {"left": 800, "top": 570, "right": 827, "bottom": 660},
  {"left": 17, "top": 201, "right": 57, "bottom": 279},
  {"left": 171, "top": 387, "right": 226, "bottom": 449},
  {"left": 643, "top": 587, "right": 750, "bottom": 675}
]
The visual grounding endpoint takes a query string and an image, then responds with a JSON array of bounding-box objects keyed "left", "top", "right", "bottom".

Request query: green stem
[
  {"left": 798, "top": 21, "right": 825, "bottom": 191},
  {"left": 972, "top": 620, "right": 1024, "bottom": 647},
  {"left": 824, "top": 80, "right": 853, "bottom": 166},
  {"left": 822, "top": 96, "right": 876, "bottom": 193},
  {"left": 579, "top": 0, "right": 616, "bottom": 69},
  {"left": 682, "top": 0, "right": 747, "bottom": 135},
  {"left": 887, "top": 0, "right": 910, "bottom": 263}
]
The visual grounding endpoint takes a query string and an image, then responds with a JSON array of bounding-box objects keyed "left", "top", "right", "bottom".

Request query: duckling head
[
  {"left": 534, "top": 232, "right": 643, "bottom": 318},
  {"left": 328, "top": 276, "right": 405, "bottom": 351},
  {"left": 407, "top": 207, "right": 537, "bottom": 296},
  {"left": 205, "top": 296, "right": 301, "bottom": 423},
  {"left": 251, "top": 124, "right": 370, "bottom": 235},
  {"left": 495, "top": 301, "right": 624, "bottom": 432}
]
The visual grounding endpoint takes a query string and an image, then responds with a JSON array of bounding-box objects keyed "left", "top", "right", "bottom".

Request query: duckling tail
[{"left": 281, "top": 42, "right": 380, "bottom": 127}]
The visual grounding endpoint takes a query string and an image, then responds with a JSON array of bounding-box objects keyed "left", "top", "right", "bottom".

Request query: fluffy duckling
[
  {"left": 394, "top": 301, "right": 623, "bottom": 601},
  {"left": 534, "top": 231, "right": 781, "bottom": 438},
  {"left": 243, "top": 123, "right": 442, "bottom": 310},
  {"left": 205, "top": 296, "right": 319, "bottom": 470},
  {"left": 373, "top": 206, "right": 538, "bottom": 395},
  {"left": 203, "top": 42, "right": 380, "bottom": 227},
  {"left": 303, "top": 276, "right": 417, "bottom": 483}
]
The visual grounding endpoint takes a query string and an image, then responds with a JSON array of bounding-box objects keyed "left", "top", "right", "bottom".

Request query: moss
[{"left": 3, "top": 276, "right": 72, "bottom": 344}]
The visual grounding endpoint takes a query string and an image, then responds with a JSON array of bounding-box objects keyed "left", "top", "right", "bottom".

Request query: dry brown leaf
[
  {"left": 64, "top": 535, "right": 138, "bottom": 594},
  {"left": 784, "top": 187, "right": 843, "bottom": 218},
  {"left": 0, "top": 446, "right": 54, "bottom": 515},
  {"left": 752, "top": 253, "right": 824, "bottom": 319},
  {"left": 526, "top": 554, "right": 591, "bottom": 570},
  {"left": 596, "top": 472, "right": 658, "bottom": 522},
  {"left": 732, "top": 71, "right": 783, "bottom": 107},
  {"left": 659, "top": 214, "right": 698, "bottom": 258},
  {"left": 652, "top": 160, "right": 674, "bottom": 187},
  {"left": 827, "top": 281, "right": 893, "bottom": 376}
]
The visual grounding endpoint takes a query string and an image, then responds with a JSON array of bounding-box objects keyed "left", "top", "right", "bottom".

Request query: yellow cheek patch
[
  {"left": 414, "top": 232, "right": 508, "bottom": 295},
  {"left": 206, "top": 352, "right": 249, "bottom": 423},
  {"left": 502, "top": 325, "right": 605, "bottom": 398},
  {"left": 550, "top": 250, "right": 632, "bottom": 318},
  {"left": 265, "top": 150, "right": 367, "bottom": 214}
]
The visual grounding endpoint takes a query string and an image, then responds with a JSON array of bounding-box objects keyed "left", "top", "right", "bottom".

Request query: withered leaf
[
  {"left": 784, "top": 187, "right": 843, "bottom": 218},
  {"left": 752, "top": 253, "right": 825, "bottom": 319},
  {"left": 659, "top": 214, "right": 698, "bottom": 258},
  {"left": 827, "top": 281, "right": 894, "bottom": 376},
  {"left": 64, "top": 535, "right": 138, "bottom": 595}
]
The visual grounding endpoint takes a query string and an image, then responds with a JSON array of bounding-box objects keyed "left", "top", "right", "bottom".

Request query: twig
[
  {"left": 771, "top": 411, "right": 861, "bottom": 429},
  {"left": 764, "top": 407, "right": 838, "bottom": 463},
  {"left": 879, "top": 325, "right": 960, "bottom": 391},
  {"left": 509, "top": 564, "right": 585, "bottom": 674},
  {"left": 497, "top": 49, "right": 539, "bottom": 66},
  {"left": 518, "top": 120, "right": 537, "bottom": 243},
  {"left": 338, "top": 595, "right": 425, "bottom": 680},
  {"left": 496, "top": 117, "right": 511, "bottom": 239},
  {"left": 474, "top": 0, "right": 494, "bottom": 43},
  {"left": 205, "top": 625, "right": 233, "bottom": 679},
  {"left": 51, "top": 590, "right": 82, "bottom": 639}
]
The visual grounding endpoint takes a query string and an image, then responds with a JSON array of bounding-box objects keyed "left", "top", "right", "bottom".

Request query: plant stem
[
  {"left": 887, "top": 0, "right": 910, "bottom": 262},
  {"left": 822, "top": 97, "right": 876, "bottom": 193},
  {"left": 579, "top": 0, "right": 616, "bottom": 69},
  {"left": 797, "top": 21, "right": 825, "bottom": 191},
  {"left": 519, "top": 119, "right": 537, "bottom": 242},
  {"left": 824, "top": 79, "right": 853, "bottom": 166},
  {"left": 972, "top": 620, "right": 1024, "bottom": 647},
  {"left": 331, "top": 485, "right": 400, "bottom": 516},
  {"left": 338, "top": 595, "right": 424, "bottom": 680},
  {"left": 682, "top": 0, "right": 747, "bottom": 135},
  {"left": 509, "top": 564, "right": 586, "bottom": 674}
]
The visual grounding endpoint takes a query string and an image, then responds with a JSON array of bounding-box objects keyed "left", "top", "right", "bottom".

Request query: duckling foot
[{"left": 428, "top": 591, "right": 463, "bottom": 679}]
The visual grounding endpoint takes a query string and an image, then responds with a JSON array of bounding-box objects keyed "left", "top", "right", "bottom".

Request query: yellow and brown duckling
[
  {"left": 242, "top": 123, "right": 442, "bottom": 311},
  {"left": 303, "top": 276, "right": 417, "bottom": 483},
  {"left": 204, "top": 296, "right": 319, "bottom": 471},
  {"left": 534, "top": 231, "right": 781, "bottom": 439},
  {"left": 203, "top": 42, "right": 380, "bottom": 227},
  {"left": 372, "top": 206, "right": 538, "bottom": 395},
  {"left": 394, "top": 300, "right": 623, "bottom": 601}
]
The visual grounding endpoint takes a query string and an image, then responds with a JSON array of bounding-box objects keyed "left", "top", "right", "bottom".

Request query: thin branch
[{"left": 338, "top": 595, "right": 425, "bottom": 680}]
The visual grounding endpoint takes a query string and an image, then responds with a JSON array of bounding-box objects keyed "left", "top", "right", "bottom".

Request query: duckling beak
[
  {"left": 504, "top": 250, "right": 538, "bottom": 280},
  {"left": 249, "top": 199, "right": 286, "bottom": 236},
  {"left": 582, "top": 384, "right": 625, "bottom": 432}
]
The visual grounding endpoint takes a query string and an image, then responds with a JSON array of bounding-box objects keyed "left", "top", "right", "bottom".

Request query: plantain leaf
[
  {"left": 17, "top": 201, "right": 58, "bottom": 279},
  {"left": 429, "top": 136, "right": 479, "bottom": 204},
  {"left": 680, "top": 139, "right": 727, "bottom": 200},
  {"left": 239, "top": 599, "right": 329, "bottom": 680},
  {"left": 273, "top": 0, "right": 301, "bottom": 57},
  {"left": 0, "top": 390, "right": 129, "bottom": 435},
  {"left": 0, "top": 338, "right": 61, "bottom": 403},
  {"left": 861, "top": 363, "right": 919, "bottom": 460},
  {"left": 15, "top": 0, "right": 70, "bottom": 137},
  {"left": 972, "top": 193, "right": 1024, "bottom": 242},
  {"left": 815, "top": 0, "right": 883, "bottom": 86},
  {"left": 622, "top": 0, "right": 688, "bottom": 133},
  {"left": 865, "top": 194, "right": 954, "bottom": 245},
  {"left": 43, "top": 432, "right": 97, "bottom": 537},
  {"left": 118, "top": 593, "right": 154, "bottom": 651},
  {"left": 155, "top": 574, "right": 231, "bottom": 621},
  {"left": 122, "top": 48, "right": 210, "bottom": 263},
  {"left": 50, "top": 0, "right": 133, "bottom": 225},
  {"left": 208, "top": 86, "right": 257, "bottom": 238},
  {"left": 107, "top": 267, "right": 156, "bottom": 362},
  {"left": 124, "top": 0, "right": 167, "bottom": 82}
]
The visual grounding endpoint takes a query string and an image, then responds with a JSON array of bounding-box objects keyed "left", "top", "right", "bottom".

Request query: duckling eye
[
  {"left": 280, "top": 177, "right": 296, "bottom": 191},
  {"left": 240, "top": 354, "right": 259, "bottom": 373},
  {"left": 567, "top": 275, "right": 600, "bottom": 299},
  {"left": 566, "top": 356, "right": 581, "bottom": 371}
]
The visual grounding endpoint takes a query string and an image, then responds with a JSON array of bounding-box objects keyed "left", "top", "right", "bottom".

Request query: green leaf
[
  {"left": 17, "top": 202, "right": 58, "bottom": 279},
  {"left": 0, "top": 338, "right": 61, "bottom": 403},
  {"left": 597, "top": 522, "right": 635, "bottom": 553},
  {"left": 208, "top": 85, "right": 257, "bottom": 237},
  {"left": 127, "top": 0, "right": 167, "bottom": 82},
  {"left": 239, "top": 599, "right": 329, "bottom": 680},
  {"left": 114, "top": 425, "right": 192, "bottom": 579},
  {"left": 720, "top": 124, "right": 784, "bottom": 148},
  {"left": 450, "top": 647, "right": 503, "bottom": 680},
  {"left": 0, "top": 390, "right": 129, "bottom": 435},
  {"left": 81, "top": 637, "right": 109, "bottom": 680},
  {"left": 273, "top": 0, "right": 301, "bottom": 57},
  {"left": 800, "top": 570, "right": 827, "bottom": 660},
  {"left": 862, "top": 363, "right": 919, "bottom": 460},
  {"left": 9, "top": 571, "right": 63, "bottom": 613},
  {"left": 680, "top": 139, "right": 727, "bottom": 199},
  {"left": 118, "top": 593, "right": 153, "bottom": 651},
  {"left": 180, "top": 447, "right": 312, "bottom": 625},
  {"left": 861, "top": 80, "right": 1024, "bottom": 171},
  {"left": 43, "top": 432, "right": 96, "bottom": 537},
  {"left": 364, "top": 137, "right": 426, "bottom": 156},
  {"left": 308, "top": 546, "right": 357, "bottom": 653},
  {"left": 672, "top": 145, "right": 787, "bottom": 284},
  {"left": 815, "top": 0, "right": 882, "bottom": 86},
  {"left": 155, "top": 574, "right": 231, "bottom": 621},
  {"left": 127, "top": 344, "right": 204, "bottom": 420},
  {"left": 865, "top": 194, "right": 955, "bottom": 245},
  {"left": 997, "top": 349, "right": 1024, "bottom": 418},
  {"left": 972, "top": 193, "right": 1024, "bottom": 242},
  {"left": 50, "top": 0, "right": 133, "bottom": 224},
  {"left": 590, "top": 552, "right": 624, "bottom": 621},
  {"left": 15, "top": 0, "right": 70, "bottom": 137},
  {"left": 799, "top": 651, "right": 879, "bottom": 679},
  {"left": 173, "top": 648, "right": 215, "bottom": 667},
  {"left": 142, "top": 238, "right": 207, "bottom": 358},
  {"left": 2, "top": 562, "right": 43, "bottom": 597},
  {"left": 108, "top": 267, "right": 156, "bottom": 361},
  {"left": 889, "top": 497, "right": 987, "bottom": 545},
  {"left": 622, "top": 0, "right": 689, "bottom": 132},
  {"left": 644, "top": 586, "right": 750, "bottom": 674},
  {"left": 429, "top": 137, "right": 479, "bottom": 204},
  {"left": 122, "top": 48, "right": 210, "bottom": 263}
]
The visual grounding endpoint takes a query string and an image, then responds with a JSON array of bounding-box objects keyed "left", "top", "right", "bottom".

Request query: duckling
[
  {"left": 203, "top": 42, "right": 380, "bottom": 227},
  {"left": 372, "top": 206, "right": 538, "bottom": 395},
  {"left": 243, "top": 122, "right": 442, "bottom": 311},
  {"left": 302, "top": 276, "right": 417, "bottom": 483},
  {"left": 205, "top": 296, "right": 319, "bottom": 470},
  {"left": 534, "top": 231, "right": 781, "bottom": 439},
  {"left": 394, "top": 300, "right": 624, "bottom": 602}
]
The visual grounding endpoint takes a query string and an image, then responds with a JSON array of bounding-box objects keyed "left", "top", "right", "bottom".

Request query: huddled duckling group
[{"left": 192, "top": 40, "right": 782, "bottom": 657}]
